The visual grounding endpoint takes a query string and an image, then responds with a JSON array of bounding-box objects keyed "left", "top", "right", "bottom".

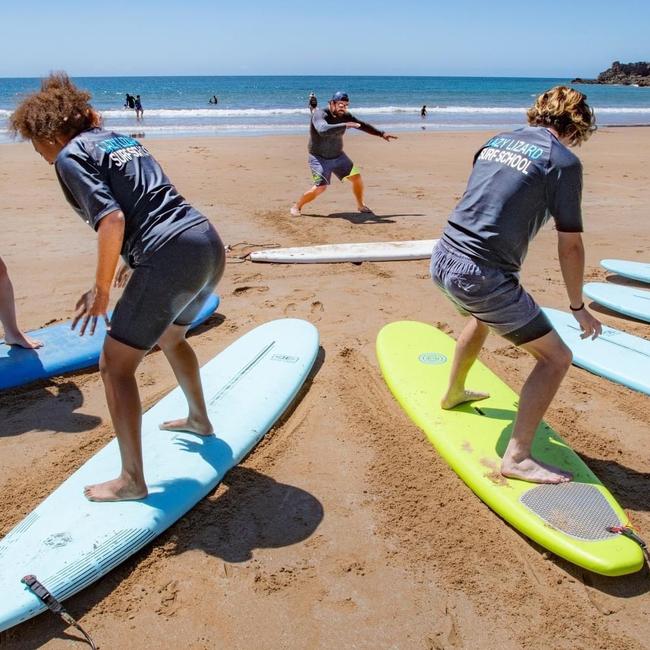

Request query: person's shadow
[
  {"left": 164, "top": 464, "right": 324, "bottom": 562},
  {"left": 302, "top": 211, "right": 425, "bottom": 225}
]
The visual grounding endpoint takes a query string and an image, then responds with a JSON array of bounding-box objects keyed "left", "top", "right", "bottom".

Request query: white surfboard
[
  {"left": 544, "top": 307, "right": 650, "bottom": 395},
  {"left": 601, "top": 259, "right": 650, "bottom": 285},
  {"left": 584, "top": 282, "right": 650, "bottom": 323},
  {"left": 0, "top": 318, "right": 319, "bottom": 632},
  {"left": 249, "top": 239, "right": 439, "bottom": 264}
]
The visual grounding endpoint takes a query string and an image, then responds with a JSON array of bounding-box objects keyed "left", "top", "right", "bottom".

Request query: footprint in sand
[{"left": 232, "top": 285, "right": 269, "bottom": 296}]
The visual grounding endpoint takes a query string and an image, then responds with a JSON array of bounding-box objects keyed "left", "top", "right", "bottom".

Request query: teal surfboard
[
  {"left": 601, "top": 259, "right": 650, "bottom": 284},
  {"left": 0, "top": 294, "right": 220, "bottom": 391},
  {"left": 0, "top": 318, "right": 319, "bottom": 632},
  {"left": 584, "top": 282, "right": 650, "bottom": 323},
  {"left": 544, "top": 307, "right": 650, "bottom": 396}
]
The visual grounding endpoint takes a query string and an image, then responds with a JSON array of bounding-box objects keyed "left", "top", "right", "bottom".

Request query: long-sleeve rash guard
[{"left": 308, "top": 107, "right": 384, "bottom": 159}]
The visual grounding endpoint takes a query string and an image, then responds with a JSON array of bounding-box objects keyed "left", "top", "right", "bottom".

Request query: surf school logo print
[
  {"left": 98, "top": 136, "right": 150, "bottom": 168},
  {"left": 418, "top": 352, "right": 448, "bottom": 365},
  {"left": 476, "top": 136, "right": 544, "bottom": 176}
]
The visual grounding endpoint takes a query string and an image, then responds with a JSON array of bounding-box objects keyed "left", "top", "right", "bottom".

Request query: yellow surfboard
[{"left": 376, "top": 321, "right": 644, "bottom": 576}]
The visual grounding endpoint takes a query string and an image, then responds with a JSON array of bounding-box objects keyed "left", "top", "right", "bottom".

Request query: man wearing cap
[{"left": 290, "top": 91, "right": 397, "bottom": 216}]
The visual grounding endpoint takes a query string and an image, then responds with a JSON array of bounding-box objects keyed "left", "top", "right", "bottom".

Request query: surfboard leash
[
  {"left": 607, "top": 526, "right": 650, "bottom": 565},
  {"left": 21, "top": 575, "right": 97, "bottom": 650}
]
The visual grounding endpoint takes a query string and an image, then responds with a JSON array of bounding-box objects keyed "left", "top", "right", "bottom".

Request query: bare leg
[
  {"left": 441, "top": 317, "right": 490, "bottom": 409},
  {"left": 84, "top": 336, "right": 148, "bottom": 501},
  {"left": 0, "top": 258, "right": 42, "bottom": 349},
  {"left": 157, "top": 323, "right": 213, "bottom": 435},
  {"left": 348, "top": 173, "right": 370, "bottom": 211},
  {"left": 292, "top": 184, "right": 327, "bottom": 214},
  {"left": 501, "top": 329, "right": 573, "bottom": 484}
]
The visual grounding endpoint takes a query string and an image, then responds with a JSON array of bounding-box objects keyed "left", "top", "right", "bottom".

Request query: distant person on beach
[
  {"left": 431, "top": 86, "right": 601, "bottom": 484},
  {"left": 308, "top": 92, "right": 317, "bottom": 112},
  {"left": 124, "top": 94, "right": 135, "bottom": 109},
  {"left": 209, "top": 95, "right": 218, "bottom": 104},
  {"left": 421, "top": 105, "right": 427, "bottom": 118},
  {"left": 134, "top": 95, "right": 143, "bottom": 121},
  {"left": 290, "top": 91, "right": 397, "bottom": 216},
  {"left": 0, "top": 256, "right": 42, "bottom": 349},
  {"left": 11, "top": 72, "right": 225, "bottom": 502}
]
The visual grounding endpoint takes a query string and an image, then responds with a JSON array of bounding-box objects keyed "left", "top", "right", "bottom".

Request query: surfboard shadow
[
  {"left": 0, "top": 379, "right": 102, "bottom": 437},
  {"left": 603, "top": 274, "right": 650, "bottom": 289},
  {"left": 302, "top": 211, "right": 425, "bottom": 225}
]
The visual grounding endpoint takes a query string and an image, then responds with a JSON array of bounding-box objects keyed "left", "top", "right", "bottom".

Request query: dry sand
[{"left": 1, "top": 128, "right": 649, "bottom": 649}]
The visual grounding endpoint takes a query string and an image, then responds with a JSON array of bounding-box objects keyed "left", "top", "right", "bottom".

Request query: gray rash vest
[
  {"left": 55, "top": 128, "right": 206, "bottom": 267},
  {"left": 308, "top": 107, "right": 384, "bottom": 159},
  {"left": 442, "top": 126, "right": 583, "bottom": 273}
]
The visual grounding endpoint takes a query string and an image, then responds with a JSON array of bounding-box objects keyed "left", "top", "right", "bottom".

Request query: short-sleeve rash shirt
[
  {"left": 441, "top": 126, "right": 583, "bottom": 273},
  {"left": 55, "top": 128, "right": 206, "bottom": 266}
]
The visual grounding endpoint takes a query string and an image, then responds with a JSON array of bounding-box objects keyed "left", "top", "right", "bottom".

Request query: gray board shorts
[
  {"left": 309, "top": 153, "right": 357, "bottom": 186},
  {"left": 430, "top": 240, "right": 552, "bottom": 346},
  {"left": 109, "top": 220, "right": 225, "bottom": 350}
]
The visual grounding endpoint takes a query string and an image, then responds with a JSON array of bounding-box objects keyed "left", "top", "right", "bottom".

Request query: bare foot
[
  {"left": 84, "top": 476, "right": 148, "bottom": 502},
  {"left": 159, "top": 416, "right": 213, "bottom": 436},
  {"left": 441, "top": 389, "right": 490, "bottom": 410},
  {"left": 358, "top": 205, "right": 373, "bottom": 213},
  {"left": 501, "top": 456, "right": 573, "bottom": 484},
  {"left": 290, "top": 205, "right": 301, "bottom": 217},
  {"left": 4, "top": 332, "right": 43, "bottom": 349}
]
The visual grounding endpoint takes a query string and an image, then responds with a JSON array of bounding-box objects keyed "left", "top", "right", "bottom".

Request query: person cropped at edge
[
  {"left": 430, "top": 85, "right": 602, "bottom": 484},
  {"left": 0, "top": 256, "right": 42, "bottom": 349},
  {"left": 10, "top": 73, "right": 226, "bottom": 502},
  {"left": 290, "top": 91, "right": 397, "bottom": 216}
]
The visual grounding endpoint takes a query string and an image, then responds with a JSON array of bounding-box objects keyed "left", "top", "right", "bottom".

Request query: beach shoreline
[{"left": 1, "top": 128, "right": 650, "bottom": 649}]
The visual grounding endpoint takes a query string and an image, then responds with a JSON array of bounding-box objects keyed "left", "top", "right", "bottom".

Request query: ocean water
[{"left": 1, "top": 75, "right": 649, "bottom": 143}]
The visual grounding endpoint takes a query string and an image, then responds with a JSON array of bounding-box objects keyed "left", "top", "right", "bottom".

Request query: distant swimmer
[
  {"left": 0, "top": 256, "right": 42, "bottom": 349},
  {"left": 290, "top": 91, "right": 397, "bottom": 217},
  {"left": 209, "top": 95, "right": 218, "bottom": 104},
  {"left": 430, "top": 86, "right": 601, "bottom": 484},
  {"left": 421, "top": 105, "right": 427, "bottom": 118},
  {"left": 134, "top": 94, "right": 143, "bottom": 121},
  {"left": 124, "top": 93, "right": 135, "bottom": 109},
  {"left": 11, "top": 72, "right": 225, "bottom": 502},
  {"left": 308, "top": 92, "right": 317, "bottom": 112}
]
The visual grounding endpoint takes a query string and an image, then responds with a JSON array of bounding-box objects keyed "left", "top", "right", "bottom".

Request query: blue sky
[{"left": 1, "top": 0, "right": 648, "bottom": 77}]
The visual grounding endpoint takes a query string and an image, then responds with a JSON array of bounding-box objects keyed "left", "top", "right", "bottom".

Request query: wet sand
[{"left": 1, "top": 128, "right": 650, "bottom": 649}]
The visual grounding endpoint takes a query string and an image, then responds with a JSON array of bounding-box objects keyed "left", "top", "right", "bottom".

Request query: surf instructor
[
  {"left": 11, "top": 72, "right": 225, "bottom": 502},
  {"left": 431, "top": 86, "right": 602, "bottom": 484},
  {"left": 290, "top": 91, "right": 397, "bottom": 216}
]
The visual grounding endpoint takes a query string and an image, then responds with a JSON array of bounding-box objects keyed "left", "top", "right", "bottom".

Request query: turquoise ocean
[{"left": 1, "top": 75, "right": 649, "bottom": 143}]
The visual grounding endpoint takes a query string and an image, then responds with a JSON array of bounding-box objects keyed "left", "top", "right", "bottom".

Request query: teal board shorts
[
  {"left": 430, "top": 240, "right": 552, "bottom": 345},
  {"left": 308, "top": 153, "right": 359, "bottom": 186}
]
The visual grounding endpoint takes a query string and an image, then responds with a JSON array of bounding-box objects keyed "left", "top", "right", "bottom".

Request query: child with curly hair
[
  {"left": 11, "top": 72, "right": 225, "bottom": 501},
  {"left": 430, "top": 86, "right": 602, "bottom": 484}
]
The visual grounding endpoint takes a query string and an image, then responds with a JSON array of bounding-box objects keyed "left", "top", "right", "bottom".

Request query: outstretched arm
[{"left": 557, "top": 231, "right": 601, "bottom": 339}]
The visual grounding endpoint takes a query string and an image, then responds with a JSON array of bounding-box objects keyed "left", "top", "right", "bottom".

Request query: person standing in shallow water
[
  {"left": 134, "top": 95, "right": 143, "bottom": 121},
  {"left": 10, "top": 73, "right": 226, "bottom": 502},
  {"left": 290, "top": 91, "right": 397, "bottom": 217},
  {"left": 430, "top": 86, "right": 602, "bottom": 484}
]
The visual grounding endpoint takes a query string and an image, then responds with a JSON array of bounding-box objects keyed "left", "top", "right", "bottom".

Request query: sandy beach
[{"left": 1, "top": 127, "right": 650, "bottom": 649}]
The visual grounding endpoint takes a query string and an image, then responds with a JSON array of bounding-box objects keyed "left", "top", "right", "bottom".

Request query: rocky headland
[{"left": 572, "top": 61, "right": 650, "bottom": 86}]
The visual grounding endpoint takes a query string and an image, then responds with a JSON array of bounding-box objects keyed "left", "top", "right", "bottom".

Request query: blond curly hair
[
  {"left": 9, "top": 72, "right": 101, "bottom": 142},
  {"left": 526, "top": 86, "right": 596, "bottom": 146}
]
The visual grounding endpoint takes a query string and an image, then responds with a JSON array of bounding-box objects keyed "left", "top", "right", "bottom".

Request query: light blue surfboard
[
  {"left": 584, "top": 282, "right": 650, "bottom": 323},
  {"left": 0, "top": 294, "right": 220, "bottom": 391},
  {"left": 0, "top": 318, "right": 319, "bottom": 632},
  {"left": 544, "top": 307, "right": 650, "bottom": 396},
  {"left": 601, "top": 259, "right": 650, "bottom": 284}
]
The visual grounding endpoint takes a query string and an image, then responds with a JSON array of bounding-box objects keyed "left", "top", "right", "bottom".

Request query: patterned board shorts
[
  {"left": 308, "top": 153, "right": 360, "bottom": 186},
  {"left": 430, "top": 240, "right": 552, "bottom": 345}
]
